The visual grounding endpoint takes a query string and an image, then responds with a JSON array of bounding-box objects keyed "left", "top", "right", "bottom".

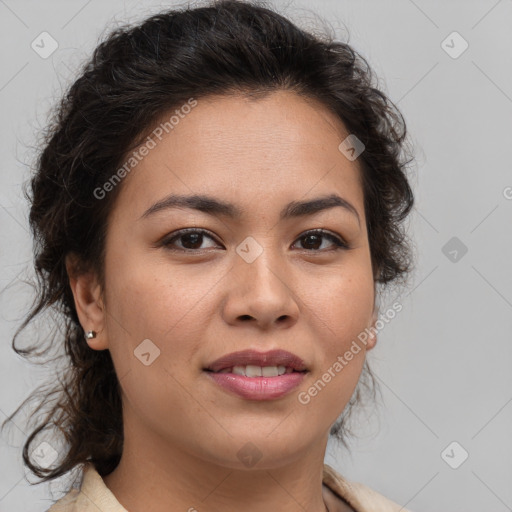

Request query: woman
[{"left": 3, "top": 0, "right": 416, "bottom": 510}]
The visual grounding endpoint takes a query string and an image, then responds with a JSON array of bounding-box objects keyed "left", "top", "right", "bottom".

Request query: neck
[{"left": 102, "top": 407, "right": 332, "bottom": 512}]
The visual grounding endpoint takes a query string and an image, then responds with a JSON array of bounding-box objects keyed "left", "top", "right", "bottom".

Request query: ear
[
  {"left": 65, "top": 252, "right": 108, "bottom": 350},
  {"left": 365, "top": 308, "right": 378, "bottom": 352}
]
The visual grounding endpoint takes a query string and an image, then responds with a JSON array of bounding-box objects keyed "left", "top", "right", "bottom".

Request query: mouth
[
  {"left": 203, "top": 348, "right": 309, "bottom": 375},
  {"left": 204, "top": 365, "right": 307, "bottom": 377},
  {"left": 203, "top": 349, "right": 309, "bottom": 400}
]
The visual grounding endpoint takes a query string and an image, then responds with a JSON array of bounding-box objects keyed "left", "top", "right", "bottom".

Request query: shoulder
[
  {"left": 322, "top": 463, "right": 412, "bottom": 512},
  {"left": 46, "top": 488, "right": 80, "bottom": 512},
  {"left": 47, "top": 462, "right": 126, "bottom": 512}
]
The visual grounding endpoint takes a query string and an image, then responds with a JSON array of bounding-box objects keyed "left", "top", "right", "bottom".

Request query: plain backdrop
[{"left": 0, "top": 1, "right": 511, "bottom": 511}]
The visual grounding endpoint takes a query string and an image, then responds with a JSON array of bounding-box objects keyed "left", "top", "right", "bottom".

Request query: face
[{"left": 72, "top": 90, "right": 377, "bottom": 469}]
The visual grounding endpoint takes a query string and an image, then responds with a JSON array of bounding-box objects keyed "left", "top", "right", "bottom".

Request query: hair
[{"left": 2, "top": 0, "right": 415, "bottom": 490}]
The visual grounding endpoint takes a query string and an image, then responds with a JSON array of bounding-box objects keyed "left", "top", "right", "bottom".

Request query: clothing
[{"left": 47, "top": 461, "right": 410, "bottom": 512}]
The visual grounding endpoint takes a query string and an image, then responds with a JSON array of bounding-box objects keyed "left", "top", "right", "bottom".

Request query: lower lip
[{"left": 204, "top": 371, "right": 307, "bottom": 400}]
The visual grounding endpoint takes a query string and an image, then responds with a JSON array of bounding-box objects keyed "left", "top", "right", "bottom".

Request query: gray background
[{"left": 1, "top": 0, "right": 511, "bottom": 511}]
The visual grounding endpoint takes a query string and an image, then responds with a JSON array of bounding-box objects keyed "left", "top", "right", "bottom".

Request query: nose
[{"left": 221, "top": 248, "right": 300, "bottom": 330}]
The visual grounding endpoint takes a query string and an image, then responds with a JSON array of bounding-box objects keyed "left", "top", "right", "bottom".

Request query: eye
[
  {"left": 292, "top": 229, "right": 350, "bottom": 252},
  {"left": 160, "top": 228, "right": 349, "bottom": 253},
  {"left": 161, "top": 228, "right": 220, "bottom": 251}
]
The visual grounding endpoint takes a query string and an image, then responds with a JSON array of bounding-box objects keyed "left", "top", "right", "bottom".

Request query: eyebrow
[{"left": 139, "top": 193, "right": 361, "bottom": 227}]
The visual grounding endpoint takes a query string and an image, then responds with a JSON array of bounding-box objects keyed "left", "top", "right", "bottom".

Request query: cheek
[
  {"left": 103, "top": 251, "right": 224, "bottom": 397},
  {"left": 106, "top": 250, "right": 212, "bottom": 337},
  {"left": 304, "top": 267, "right": 374, "bottom": 344},
  {"left": 102, "top": 256, "right": 208, "bottom": 423},
  {"left": 297, "top": 267, "right": 373, "bottom": 406}
]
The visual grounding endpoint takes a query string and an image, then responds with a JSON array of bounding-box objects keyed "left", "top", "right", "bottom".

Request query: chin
[{"left": 199, "top": 430, "right": 317, "bottom": 469}]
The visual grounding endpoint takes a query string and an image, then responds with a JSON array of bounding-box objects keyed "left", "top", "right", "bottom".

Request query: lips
[{"left": 204, "top": 349, "right": 308, "bottom": 373}]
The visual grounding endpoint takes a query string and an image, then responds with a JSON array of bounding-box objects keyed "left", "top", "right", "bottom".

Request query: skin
[{"left": 66, "top": 90, "right": 378, "bottom": 512}]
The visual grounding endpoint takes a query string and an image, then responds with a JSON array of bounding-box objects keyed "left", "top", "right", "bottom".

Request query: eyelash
[{"left": 160, "top": 228, "right": 350, "bottom": 253}]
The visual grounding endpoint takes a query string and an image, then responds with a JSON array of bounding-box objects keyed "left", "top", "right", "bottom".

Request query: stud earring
[{"left": 85, "top": 330, "right": 97, "bottom": 340}]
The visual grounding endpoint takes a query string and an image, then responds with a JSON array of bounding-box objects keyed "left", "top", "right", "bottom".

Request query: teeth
[
  {"left": 229, "top": 365, "right": 288, "bottom": 377},
  {"left": 262, "top": 366, "right": 279, "bottom": 377}
]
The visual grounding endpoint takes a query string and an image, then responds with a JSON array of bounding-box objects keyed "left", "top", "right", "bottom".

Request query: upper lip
[{"left": 204, "top": 349, "right": 308, "bottom": 372}]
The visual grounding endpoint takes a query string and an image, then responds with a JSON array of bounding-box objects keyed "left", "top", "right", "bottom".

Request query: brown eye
[
  {"left": 161, "top": 229, "right": 220, "bottom": 251},
  {"left": 293, "top": 230, "right": 349, "bottom": 251},
  {"left": 160, "top": 228, "right": 349, "bottom": 253}
]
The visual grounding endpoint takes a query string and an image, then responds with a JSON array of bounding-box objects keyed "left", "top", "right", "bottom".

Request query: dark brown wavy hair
[{"left": 1, "top": 0, "right": 415, "bottom": 491}]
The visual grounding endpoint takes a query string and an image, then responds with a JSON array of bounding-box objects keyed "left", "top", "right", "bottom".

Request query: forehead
[{"left": 112, "top": 90, "right": 365, "bottom": 223}]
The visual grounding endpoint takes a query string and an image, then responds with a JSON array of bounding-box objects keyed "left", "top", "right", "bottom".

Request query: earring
[{"left": 85, "top": 330, "right": 97, "bottom": 340}]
